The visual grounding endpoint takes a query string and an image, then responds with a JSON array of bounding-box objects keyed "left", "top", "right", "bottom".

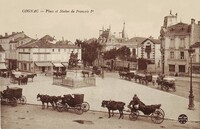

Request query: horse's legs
[
  {"left": 42, "top": 102, "right": 45, "bottom": 109},
  {"left": 108, "top": 109, "right": 111, "bottom": 118},
  {"left": 112, "top": 110, "right": 114, "bottom": 117}
]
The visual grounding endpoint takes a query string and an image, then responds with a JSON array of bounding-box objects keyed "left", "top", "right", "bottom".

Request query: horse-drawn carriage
[
  {"left": 101, "top": 98, "right": 164, "bottom": 124},
  {"left": 119, "top": 70, "right": 136, "bottom": 81},
  {"left": 10, "top": 71, "right": 37, "bottom": 84},
  {"left": 134, "top": 73, "right": 153, "bottom": 85},
  {"left": 0, "top": 87, "right": 27, "bottom": 106},
  {"left": 57, "top": 94, "right": 90, "bottom": 115},
  {"left": 128, "top": 99, "right": 165, "bottom": 124},
  {"left": 156, "top": 77, "right": 176, "bottom": 92}
]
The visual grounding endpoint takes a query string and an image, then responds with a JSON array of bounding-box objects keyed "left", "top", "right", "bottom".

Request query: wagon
[
  {"left": 0, "top": 87, "right": 27, "bottom": 106},
  {"left": 119, "top": 70, "right": 136, "bottom": 81},
  {"left": 134, "top": 73, "right": 152, "bottom": 85},
  {"left": 161, "top": 77, "right": 176, "bottom": 92},
  {"left": 57, "top": 94, "right": 90, "bottom": 115}
]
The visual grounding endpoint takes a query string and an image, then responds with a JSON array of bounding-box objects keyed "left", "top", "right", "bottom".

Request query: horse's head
[
  {"left": 157, "top": 104, "right": 161, "bottom": 109},
  {"left": 37, "top": 94, "right": 41, "bottom": 100},
  {"left": 101, "top": 100, "right": 110, "bottom": 107}
]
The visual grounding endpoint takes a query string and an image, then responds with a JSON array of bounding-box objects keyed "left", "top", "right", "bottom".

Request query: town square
[{"left": 0, "top": 0, "right": 200, "bottom": 129}]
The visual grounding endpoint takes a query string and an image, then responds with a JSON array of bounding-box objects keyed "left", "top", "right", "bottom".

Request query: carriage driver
[{"left": 128, "top": 94, "right": 140, "bottom": 111}]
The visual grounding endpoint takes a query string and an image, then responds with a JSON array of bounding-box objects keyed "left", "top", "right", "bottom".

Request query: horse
[
  {"left": 37, "top": 94, "right": 54, "bottom": 109},
  {"left": 50, "top": 95, "right": 62, "bottom": 110},
  {"left": 27, "top": 73, "right": 37, "bottom": 82},
  {"left": 101, "top": 100, "right": 125, "bottom": 119},
  {"left": 82, "top": 70, "right": 90, "bottom": 77}
]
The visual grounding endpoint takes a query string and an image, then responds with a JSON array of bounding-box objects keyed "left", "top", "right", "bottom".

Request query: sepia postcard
[{"left": 0, "top": 0, "right": 200, "bottom": 129}]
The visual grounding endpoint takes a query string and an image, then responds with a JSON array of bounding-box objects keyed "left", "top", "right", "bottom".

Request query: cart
[
  {"left": 161, "top": 77, "right": 176, "bottom": 92},
  {"left": 0, "top": 87, "right": 27, "bottom": 106},
  {"left": 57, "top": 94, "right": 90, "bottom": 115}
]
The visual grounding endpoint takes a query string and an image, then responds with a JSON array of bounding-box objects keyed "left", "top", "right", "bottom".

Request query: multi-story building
[
  {"left": 160, "top": 11, "right": 200, "bottom": 75},
  {"left": 0, "top": 45, "right": 6, "bottom": 70},
  {"left": 0, "top": 32, "right": 32, "bottom": 70},
  {"left": 17, "top": 35, "right": 81, "bottom": 73},
  {"left": 137, "top": 37, "right": 161, "bottom": 70},
  {"left": 190, "top": 42, "right": 200, "bottom": 74},
  {"left": 98, "top": 22, "right": 134, "bottom": 53}
]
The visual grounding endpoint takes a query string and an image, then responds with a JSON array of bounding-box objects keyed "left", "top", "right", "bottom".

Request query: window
[
  {"left": 58, "top": 49, "right": 60, "bottom": 52},
  {"left": 132, "top": 48, "right": 136, "bottom": 56},
  {"left": 170, "top": 51, "right": 174, "bottom": 59},
  {"left": 52, "top": 49, "right": 54, "bottom": 52},
  {"left": 158, "top": 60, "right": 160, "bottom": 68},
  {"left": 0, "top": 54, "right": 2, "bottom": 61},
  {"left": 180, "top": 52, "right": 184, "bottom": 59},
  {"left": 179, "top": 38, "right": 185, "bottom": 48},
  {"left": 179, "top": 65, "right": 185, "bottom": 72},
  {"left": 170, "top": 39, "right": 175, "bottom": 48},
  {"left": 169, "top": 65, "right": 175, "bottom": 72}
]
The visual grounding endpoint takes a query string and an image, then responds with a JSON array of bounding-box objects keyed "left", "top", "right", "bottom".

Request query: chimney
[
  {"left": 5, "top": 33, "right": 8, "bottom": 37},
  {"left": 191, "top": 18, "right": 195, "bottom": 24},
  {"left": 198, "top": 21, "right": 200, "bottom": 25}
]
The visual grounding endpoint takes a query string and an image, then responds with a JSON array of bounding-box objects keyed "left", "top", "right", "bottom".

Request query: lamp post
[
  {"left": 188, "top": 46, "right": 195, "bottom": 110},
  {"left": 160, "top": 37, "right": 165, "bottom": 74},
  {"left": 101, "top": 52, "right": 104, "bottom": 79}
]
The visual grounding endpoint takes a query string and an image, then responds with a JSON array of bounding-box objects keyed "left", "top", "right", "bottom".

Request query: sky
[{"left": 0, "top": 0, "right": 200, "bottom": 42}]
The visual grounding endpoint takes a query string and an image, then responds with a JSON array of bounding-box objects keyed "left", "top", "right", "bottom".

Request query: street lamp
[
  {"left": 101, "top": 52, "right": 104, "bottom": 79},
  {"left": 188, "top": 46, "right": 195, "bottom": 110}
]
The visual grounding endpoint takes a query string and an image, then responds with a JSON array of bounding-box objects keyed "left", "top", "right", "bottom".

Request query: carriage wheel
[
  {"left": 129, "top": 110, "right": 139, "bottom": 121},
  {"left": 162, "top": 85, "right": 168, "bottom": 91},
  {"left": 57, "top": 102, "right": 64, "bottom": 112},
  {"left": 81, "top": 102, "right": 90, "bottom": 112},
  {"left": 10, "top": 97, "right": 17, "bottom": 107},
  {"left": 75, "top": 104, "right": 83, "bottom": 115},
  {"left": 151, "top": 111, "right": 164, "bottom": 124},
  {"left": 156, "top": 108, "right": 165, "bottom": 117},
  {"left": 19, "top": 96, "right": 27, "bottom": 105}
]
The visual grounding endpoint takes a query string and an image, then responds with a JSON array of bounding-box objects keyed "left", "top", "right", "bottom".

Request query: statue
[{"left": 68, "top": 51, "right": 79, "bottom": 68}]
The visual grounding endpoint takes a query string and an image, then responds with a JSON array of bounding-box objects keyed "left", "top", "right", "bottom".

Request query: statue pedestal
[{"left": 61, "top": 70, "right": 95, "bottom": 88}]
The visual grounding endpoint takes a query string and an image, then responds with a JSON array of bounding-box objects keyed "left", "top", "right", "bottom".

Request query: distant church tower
[{"left": 163, "top": 10, "right": 178, "bottom": 28}]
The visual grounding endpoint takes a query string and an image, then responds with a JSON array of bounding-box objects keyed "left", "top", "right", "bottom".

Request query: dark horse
[
  {"left": 27, "top": 73, "right": 37, "bottom": 82},
  {"left": 37, "top": 94, "right": 55, "bottom": 109},
  {"left": 101, "top": 100, "right": 125, "bottom": 119},
  {"left": 82, "top": 70, "right": 90, "bottom": 77}
]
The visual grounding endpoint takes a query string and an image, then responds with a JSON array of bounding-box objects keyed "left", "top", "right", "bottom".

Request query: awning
[
  {"left": 0, "top": 63, "right": 7, "bottom": 70},
  {"left": 52, "top": 62, "right": 64, "bottom": 67},
  {"left": 35, "top": 62, "right": 52, "bottom": 67},
  {"left": 61, "top": 62, "right": 68, "bottom": 67}
]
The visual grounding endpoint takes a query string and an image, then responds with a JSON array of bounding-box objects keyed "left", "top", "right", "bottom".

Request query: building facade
[
  {"left": 17, "top": 36, "right": 81, "bottom": 73},
  {"left": 0, "top": 32, "right": 32, "bottom": 70},
  {"left": 137, "top": 38, "right": 161, "bottom": 70},
  {"left": 0, "top": 45, "right": 6, "bottom": 69},
  {"left": 190, "top": 42, "right": 200, "bottom": 74},
  {"left": 160, "top": 11, "right": 200, "bottom": 75}
]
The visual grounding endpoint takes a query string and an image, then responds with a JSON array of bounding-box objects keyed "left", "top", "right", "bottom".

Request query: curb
[{"left": 23, "top": 103, "right": 200, "bottom": 123}]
